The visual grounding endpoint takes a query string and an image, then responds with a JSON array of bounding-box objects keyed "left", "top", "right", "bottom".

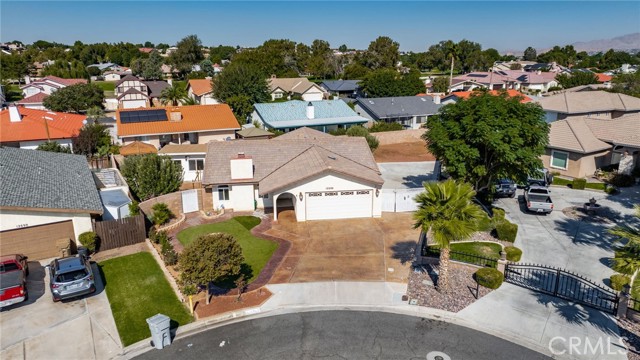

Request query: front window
[
  {"left": 188, "top": 159, "right": 204, "bottom": 171},
  {"left": 218, "top": 185, "right": 229, "bottom": 201},
  {"left": 550, "top": 150, "right": 569, "bottom": 170}
]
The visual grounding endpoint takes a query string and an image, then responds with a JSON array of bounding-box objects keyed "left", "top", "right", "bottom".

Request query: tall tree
[
  {"left": 365, "top": 36, "right": 400, "bottom": 69},
  {"left": 523, "top": 47, "right": 537, "bottom": 61},
  {"left": 160, "top": 82, "right": 187, "bottom": 105},
  {"left": 179, "top": 233, "right": 244, "bottom": 304},
  {"left": 0, "top": 53, "right": 30, "bottom": 82},
  {"left": 609, "top": 72, "right": 640, "bottom": 98},
  {"left": 424, "top": 91, "right": 549, "bottom": 191},
  {"left": 200, "top": 59, "right": 215, "bottom": 77},
  {"left": 445, "top": 41, "right": 459, "bottom": 87},
  {"left": 308, "top": 39, "right": 333, "bottom": 78},
  {"left": 556, "top": 71, "right": 599, "bottom": 89},
  {"left": 73, "top": 123, "right": 111, "bottom": 157},
  {"left": 431, "top": 76, "right": 449, "bottom": 93},
  {"left": 120, "top": 154, "right": 183, "bottom": 200},
  {"left": 143, "top": 50, "right": 163, "bottom": 80},
  {"left": 361, "top": 69, "right": 423, "bottom": 97},
  {"left": 43, "top": 83, "right": 104, "bottom": 113},
  {"left": 213, "top": 63, "right": 269, "bottom": 123},
  {"left": 339, "top": 44, "right": 348, "bottom": 52},
  {"left": 170, "top": 34, "right": 204, "bottom": 76},
  {"left": 413, "top": 180, "right": 485, "bottom": 292}
]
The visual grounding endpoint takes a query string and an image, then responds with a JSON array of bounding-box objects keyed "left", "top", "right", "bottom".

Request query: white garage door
[
  {"left": 305, "top": 190, "right": 372, "bottom": 220},
  {"left": 182, "top": 190, "right": 199, "bottom": 213},
  {"left": 122, "top": 100, "right": 147, "bottom": 109}
]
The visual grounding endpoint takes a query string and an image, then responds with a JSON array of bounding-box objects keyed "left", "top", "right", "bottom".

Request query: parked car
[
  {"left": 494, "top": 179, "right": 517, "bottom": 198},
  {"left": 47, "top": 255, "right": 95, "bottom": 302},
  {"left": 527, "top": 168, "right": 554, "bottom": 187},
  {"left": 524, "top": 186, "right": 554, "bottom": 214},
  {"left": 0, "top": 255, "right": 29, "bottom": 308}
]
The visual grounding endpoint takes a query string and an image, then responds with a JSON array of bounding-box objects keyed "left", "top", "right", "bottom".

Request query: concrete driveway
[
  {"left": 265, "top": 211, "right": 419, "bottom": 284},
  {"left": 0, "top": 260, "right": 121, "bottom": 360},
  {"left": 378, "top": 161, "right": 439, "bottom": 189}
]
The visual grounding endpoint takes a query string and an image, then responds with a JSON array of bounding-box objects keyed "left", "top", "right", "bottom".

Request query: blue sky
[{"left": 1, "top": 1, "right": 639, "bottom": 52}]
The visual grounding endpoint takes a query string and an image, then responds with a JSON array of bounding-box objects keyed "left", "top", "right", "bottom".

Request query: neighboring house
[
  {"left": 16, "top": 92, "right": 48, "bottom": 110},
  {"left": 441, "top": 89, "right": 532, "bottom": 105},
  {"left": 353, "top": 96, "right": 442, "bottom": 129},
  {"left": 544, "top": 114, "right": 640, "bottom": 178},
  {"left": 491, "top": 60, "right": 537, "bottom": 72},
  {"left": 0, "top": 148, "right": 103, "bottom": 260},
  {"left": 0, "top": 106, "right": 85, "bottom": 150},
  {"left": 114, "top": 74, "right": 170, "bottom": 109},
  {"left": 538, "top": 91, "right": 640, "bottom": 122},
  {"left": 31, "top": 60, "right": 56, "bottom": 76},
  {"left": 449, "top": 70, "right": 558, "bottom": 93},
  {"left": 268, "top": 76, "right": 325, "bottom": 101},
  {"left": 186, "top": 79, "right": 219, "bottom": 105},
  {"left": 320, "top": 80, "right": 361, "bottom": 98},
  {"left": 549, "top": 84, "right": 608, "bottom": 94},
  {"left": 523, "top": 62, "right": 570, "bottom": 74},
  {"left": 161, "top": 64, "right": 180, "bottom": 78},
  {"left": 236, "top": 127, "right": 274, "bottom": 140},
  {"left": 20, "top": 76, "right": 87, "bottom": 98},
  {"left": 119, "top": 141, "right": 158, "bottom": 156},
  {"left": 202, "top": 127, "right": 384, "bottom": 222},
  {"left": 252, "top": 100, "right": 368, "bottom": 133},
  {"left": 595, "top": 73, "right": 613, "bottom": 88},
  {"left": 158, "top": 144, "right": 208, "bottom": 182},
  {"left": 87, "top": 62, "right": 117, "bottom": 71},
  {"left": 116, "top": 104, "right": 240, "bottom": 148},
  {"left": 497, "top": 70, "right": 558, "bottom": 93},
  {"left": 104, "top": 68, "right": 132, "bottom": 82}
]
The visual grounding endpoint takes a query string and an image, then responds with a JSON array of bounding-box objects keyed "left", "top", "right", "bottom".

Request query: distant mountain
[{"left": 571, "top": 33, "right": 640, "bottom": 52}]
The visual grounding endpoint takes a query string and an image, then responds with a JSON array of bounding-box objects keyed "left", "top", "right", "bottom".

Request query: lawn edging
[{"left": 146, "top": 239, "right": 185, "bottom": 302}]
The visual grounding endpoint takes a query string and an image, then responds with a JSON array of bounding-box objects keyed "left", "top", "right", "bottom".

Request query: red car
[{"left": 0, "top": 254, "right": 29, "bottom": 308}]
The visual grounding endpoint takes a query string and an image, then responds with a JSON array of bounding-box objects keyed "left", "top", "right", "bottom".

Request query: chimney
[
  {"left": 167, "top": 79, "right": 173, "bottom": 86},
  {"left": 8, "top": 105, "right": 22, "bottom": 122},
  {"left": 169, "top": 111, "right": 182, "bottom": 121},
  {"left": 306, "top": 102, "right": 314, "bottom": 119},
  {"left": 536, "top": 70, "right": 542, "bottom": 75},
  {"left": 24, "top": 75, "right": 31, "bottom": 85},
  {"left": 230, "top": 153, "right": 253, "bottom": 180},
  {"left": 433, "top": 95, "right": 441, "bottom": 104}
]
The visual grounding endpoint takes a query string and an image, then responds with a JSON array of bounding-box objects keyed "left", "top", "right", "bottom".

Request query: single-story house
[
  {"left": 116, "top": 104, "right": 240, "bottom": 148},
  {"left": 449, "top": 70, "right": 558, "bottom": 94},
  {"left": 16, "top": 92, "right": 48, "bottom": 110},
  {"left": 544, "top": 114, "right": 640, "bottom": 178},
  {"left": 353, "top": 96, "right": 442, "bottom": 129},
  {"left": 320, "top": 80, "right": 361, "bottom": 98},
  {"left": 202, "top": 127, "right": 384, "bottom": 222},
  {"left": 236, "top": 127, "right": 274, "bottom": 140},
  {"left": 0, "top": 106, "right": 85, "bottom": 150},
  {"left": 538, "top": 91, "right": 640, "bottom": 122},
  {"left": 268, "top": 76, "right": 325, "bottom": 101},
  {"left": 186, "top": 79, "right": 219, "bottom": 105},
  {"left": 20, "top": 75, "right": 87, "bottom": 98},
  {"left": 158, "top": 144, "right": 208, "bottom": 182},
  {"left": 441, "top": 89, "right": 532, "bottom": 105},
  {"left": 252, "top": 100, "right": 368, "bottom": 133},
  {"left": 0, "top": 148, "right": 103, "bottom": 260},
  {"left": 103, "top": 68, "right": 132, "bottom": 82}
]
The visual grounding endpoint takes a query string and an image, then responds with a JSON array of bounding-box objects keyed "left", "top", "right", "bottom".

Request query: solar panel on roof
[
  {"left": 468, "top": 74, "right": 488, "bottom": 78},
  {"left": 120, "top": 109, "right": 167, "bottom": 124}
]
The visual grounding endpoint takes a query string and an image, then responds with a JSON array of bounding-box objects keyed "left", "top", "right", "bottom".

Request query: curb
[{"left": 116, "top": 303, "right": 557, "bottom": 360}]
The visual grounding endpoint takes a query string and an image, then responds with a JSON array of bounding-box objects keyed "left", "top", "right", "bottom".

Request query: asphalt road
[{"left": 135, "top": 311, "right": 550, "bottom": 360}]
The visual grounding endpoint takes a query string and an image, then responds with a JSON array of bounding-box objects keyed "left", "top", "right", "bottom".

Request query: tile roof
[
  {"left": 40, "top": 76, "right": 87, "bottom": 86},
  {"left": 0, "top": 147, "right": 103, "bottom": 213},
  {"left": 236, "top": 127, "right": 274, "bottom": 138},
  {"left": 272, "top": 127, "right": 332, "bottom": 141},
  {"left": 0, "top": 107, "right": 86, "bottom": 143},
  {"left": 596, "top": 74, "right": 613, "bottom": 83},
  {"left": 16, "top": 92, "right": 48, "bottom": 104},
  {"left": 203, "top": 127, "right": 383, "bottom": 194},
  {"left": 538, "top": 91, "right": 640, "bottom": 114},
  {"left": 355, "top": 96, "right": 443, "bottom": 119},
  {"left": 548, "top": 118, "right": 611, "bottom": 153},
  {"left": 116, "top": 104, "right": 240, "bottom": 137},
  {"left": 444, "top": 89, "right": 532, "bottom": 103},
  {"left": 158, "top": 144, "right": 208, "bottom": 154},
  {"left": 119, "top": 141, "right": 157, "bottom": 156},
  {"left": 253, "top": 100, "right": 368, "bottom": 129},
  {"left": 268, "top": 77, "right": 322, "bottom": 95},
  {"left": 584, "top": 114, "right": 640, "bottom": 148},
  {"left": 320, "top": 80, "right": 360, "bottom": 92},
  {"left": 187, "top": 79, "right": 213, "bottom": 96}
]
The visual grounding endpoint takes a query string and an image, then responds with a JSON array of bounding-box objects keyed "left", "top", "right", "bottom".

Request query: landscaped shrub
[
  {"left": 78, "top": 231, "right": 98, "bottom": 253},
  {"left": 148, "top": 227, "right": 157, "bottom": 243},
  {"left": 152, "top": 202, "right": 174, "bottom": 226},
  {"left": 495, "top": 221, "right": 518, "bottom": 242},
  {"left": 492, "top": 208, "right": 506, "bottom": 221},
  {"left": 572, "top": 178, "right": 587, "bottom": 190},
  {"left": 160, "top": 233, "right": 177, "bottom": 266},
  {"left": 609, "top": 173, "right": 635, "bottom": 188},
  {"left": 504, "top": 246, "right": 522, "bottom": 262},
  {"left": 584, "top": 182, "right": 606, "bottom": 191},
  {"left": 475, "top": 212, "right": 493, "bottom": 232},
  {"left": 128, "top": 201, "right": 140, "bottom": 216},
  {"left": 552, "top": 177, "right": 573, "bottom": 187},
  {"left": 605, "top": 186, "right": 620, "bottom": 195},
  {"left": 155, "top": 230, "right": 168, "bottom": 245},
  {"left": 369, "top": 121, "right": 404, "bottom": 133},
  {"left": 474, "top": 268, "right": 504, "bottom": 289},
  {"left": 609, "top": 274, "right": 631, "bottom": 291}
]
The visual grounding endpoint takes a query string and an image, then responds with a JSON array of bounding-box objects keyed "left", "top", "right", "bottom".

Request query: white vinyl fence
[{"left": 381, "top": 188, "right": 423, "bottom": 212}]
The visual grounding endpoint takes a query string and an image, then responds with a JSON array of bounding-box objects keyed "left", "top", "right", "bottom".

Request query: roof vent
[
  {"left": 237, "top": 152, "right": 245, "bottom": 158},
  {"left": 328, "top": 155, "right": 336, "bottom": 160},
  {"left": 169, "top": 111, "right": 182, "bottom": 121}
]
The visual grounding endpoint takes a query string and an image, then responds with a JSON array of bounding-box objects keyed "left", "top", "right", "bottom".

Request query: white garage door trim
[
  {"left": 182, "top": 189, "right": 199, "bottom": 213},
  {"left": 305, "top": 190, "right": 372, "bottom": 220}
]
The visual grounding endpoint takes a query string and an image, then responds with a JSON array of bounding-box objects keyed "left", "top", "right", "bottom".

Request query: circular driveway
[{"left": 135, "top": 311, "right": 549, "bottom": 360}]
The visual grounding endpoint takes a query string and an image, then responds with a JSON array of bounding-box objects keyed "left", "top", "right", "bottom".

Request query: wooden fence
[{"left": 93, "top": 214, "right": 147, "bottom": 251}]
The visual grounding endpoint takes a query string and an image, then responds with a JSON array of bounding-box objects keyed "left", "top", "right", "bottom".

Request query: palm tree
[
  {"left": 413, "top": 180, "right": 485, "bottom": 292},
  {"left": 160, "top": 83, "right": 188, "bottom": 106},
  {"left": 446, "top": 42, "right": 459, "bottom": 88},
  {"left": 610, "top": 205, "right": 640, "bottom": 289},
  {"left": 181, "top": 96, "right": 198, "bottom": 105}
]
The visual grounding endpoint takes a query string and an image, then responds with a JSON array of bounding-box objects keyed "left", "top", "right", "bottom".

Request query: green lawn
[
  {"left": 177, "top": 216, "right": 278, "bottom": 286},
  {"left": 585, "top": 182, "right": 606, "bottom": 190},
  {"left": 92, "top": 81, "right": 115, "bottom": 91},
  {"left": 6, "top": 84, "right": 23, "bottom": 101},
  {"left": 450, "top": 242, "right": 502, "bottom": 258},
  {"left": 552, "top": 177, "right": 606, "bottom": 190},
  {"left": 100, "top": 252, "right": 192, "bottom": 346}
]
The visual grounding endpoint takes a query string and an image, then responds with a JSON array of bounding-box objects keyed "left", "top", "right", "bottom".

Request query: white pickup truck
[{"left": 524, "top": 186, "right": 553, "bottom": 214}]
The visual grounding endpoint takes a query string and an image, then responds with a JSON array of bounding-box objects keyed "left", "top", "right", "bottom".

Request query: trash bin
[
  {"left": 146, "top": 314, "right": 171, "bottom": 349},
  {"left": 77, "top": 246, "right": 89, "bottom": 259}
]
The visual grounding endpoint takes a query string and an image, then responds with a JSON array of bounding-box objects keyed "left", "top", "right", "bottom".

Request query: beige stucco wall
[
  {"left": 198, "top": 130, "right": 237, "bottom": 143},
  {"left": 542, "top": 148, "right": 611, "bottom": 178},
  {"left": 0, "top": 210, "right": 93, "bottom": 243},
  {"left": 121, "top": 135, "right": 161, "bottom": 148}
]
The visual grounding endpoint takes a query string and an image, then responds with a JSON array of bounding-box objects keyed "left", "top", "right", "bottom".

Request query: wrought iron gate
[{"left": 504, "top": 263, "right": 618, "bottom": 314}]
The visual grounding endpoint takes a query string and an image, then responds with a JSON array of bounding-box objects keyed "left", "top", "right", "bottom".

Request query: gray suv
[{"left": 48, "top": 256, "right": 96, "bottom": 302}]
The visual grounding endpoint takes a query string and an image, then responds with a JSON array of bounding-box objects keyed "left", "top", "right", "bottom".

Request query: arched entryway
[{"left": 274, "top": 192, "right": 296, "bottom": 222}]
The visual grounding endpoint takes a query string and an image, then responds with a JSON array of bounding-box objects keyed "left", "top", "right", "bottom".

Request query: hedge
[
  {"left": 504, "top": 246, "right": 522, "bottom": 262},
  {"left": 78, "top": 231, "right": 98, "bottom": 253},
  {"left": 492, "top": 208, "right": 506, "bottom": 220},
  {"left": 572, "top": 178, "right": 587, "bottom": 190},
  {"left": 474, "top": 268, "right": 504, "bottom": 289},
  {"left": 495, "top": 221, "right": 518, "bottom": 242},
  {"left": 610, "top": 274, "right": 631, "bottom": 291}
]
